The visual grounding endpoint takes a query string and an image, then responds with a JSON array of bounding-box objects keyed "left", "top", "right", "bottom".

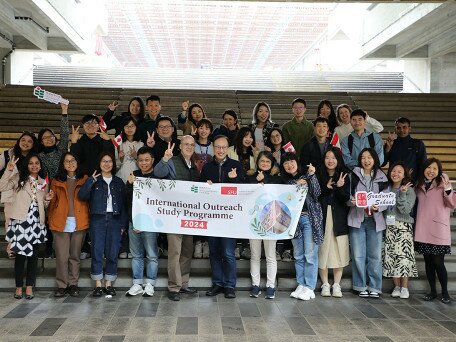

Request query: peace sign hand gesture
[
  {"left": 92, "top": 170, "right": 101, "bottom": 181},
  {"left": 6, "top": 156, "right": 19, "bottom": 172},
  {"left": 146, "top": 131, "right": 155, "bottom": 148},
  {"left": 327, "top": 178, "right": 335, "bottom": 189},
  {"left": 163, "top": 142, "right": 175, "bottom": 162},
  {"left": 228, "top": 168, "right": 237, "bottom": 179},
  {"left": 400, "top": 182, "right": 413, "bottom": 193},
  {"left": 108, "top": 100, "right": 119, "bottom": 111},
  {"left": 191, "top": 126, "right": 197, "bottom": 136},
  {"left": 97, "top": 130, "right": 110, "bottom": 141},
  {"left": 336, "top": 172, "right": 347, "bottom": 187},
  {"left": 443, "top": 178, "right": 452, "bottom": 191},
  {"left": 70, "top": 125, "right": 80, "bottom": 144},
  {"left": 128, "top": 145, "right": 137, "bottom": 159}
]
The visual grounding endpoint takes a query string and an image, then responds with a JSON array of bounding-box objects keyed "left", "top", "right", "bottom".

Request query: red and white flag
[
  {"left": 329, "top": 132, "right": 341, "bottom": 150},
  {"left": 39, "top": 175, "right": 49, "bottom": 191},
  {"left": 283, "top": 141, "right": 296, "bottom": 154},
  {"left": 112, "top": 133, "right": 123, "bottom": 148},
  {"left": 99, "top": 116, "right": 107, "bottom": 131}
]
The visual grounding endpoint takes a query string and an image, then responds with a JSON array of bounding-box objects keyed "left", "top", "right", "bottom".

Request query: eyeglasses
[
  {"left": 64, "top": 159, "right": 76, "bottom": 164},
  {"left": 293, "top": 106, "right": 306, "bottom": 111},
  {"left": 157, "top": 125, "right": 173, "bottom": 129},
  {"left": 41, "top": 135, "right": 55, "bottom": 141},
  {"left": 124, "top": 125, "right": 136, "bottom": 129},
  {"left": 83, "top": 121, "right": 99, "bottom": 126},
  {"left": 182, "top": 143, "right": 195, "bottom": 147},
  {"left": 101, "top": 160, "right": 113, "bottom": 164},
  {"left": 214, "top": 145, "right": 228, "bottom": 150}
]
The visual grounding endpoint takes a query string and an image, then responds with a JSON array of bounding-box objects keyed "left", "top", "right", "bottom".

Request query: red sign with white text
[{"left": 221, "top": 186, "right": 237, "bottom": 195}]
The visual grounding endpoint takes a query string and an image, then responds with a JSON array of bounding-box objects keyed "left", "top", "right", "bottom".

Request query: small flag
[
  {"left": 39, "top": 175, "right": 49, "bottom": 191},
  {"left": 99, "top": 116, "right": 107, "bottom": 131},
  {"left": 329, "top": 132, "right": 341, "bottom": 150},
  {"left": 112, "top": 133, "right": 123, "bottom": 147},
  {"left": 283, "top": 142, "right": 296, "bottom": 154}
]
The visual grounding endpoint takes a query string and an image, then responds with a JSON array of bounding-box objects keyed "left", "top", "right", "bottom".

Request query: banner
[{"left": 132, "top": 178, "right": 308, "bottom": 240}]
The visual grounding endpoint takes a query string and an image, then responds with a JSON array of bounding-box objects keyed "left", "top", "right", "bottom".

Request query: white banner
[{"left": 132, "top": 178, "right": 308, "bottom": 240}]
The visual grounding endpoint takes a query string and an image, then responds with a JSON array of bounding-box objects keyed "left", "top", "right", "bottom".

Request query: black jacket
[
  {"left": 300, "top": 136, "right": 331, "bottom": 172},
  {"left": 70, "top": 134, "right": 115, "bottom": 176},
  {"left": 151, "top": 135, "right": 180, "bottom": 167},
  {"left": 103, "top": 110, "right": 145, "bottom": 136},
  {"left": 246, "top": 170, "right": 282, "bottom": 184},
  {"left": 200, "top": 157, "right": 244, "bottom": 183}
]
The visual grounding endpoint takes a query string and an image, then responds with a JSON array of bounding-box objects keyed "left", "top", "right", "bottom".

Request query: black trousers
[{"left": 15, "top": 250, "right": 38, "bottom": 287}]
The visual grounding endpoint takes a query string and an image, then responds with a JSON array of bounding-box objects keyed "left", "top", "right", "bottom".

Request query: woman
[
  {"left": 1, "top": 154, "right": 52, "bottom": 299},
  {"left": 227, "top": 126, "right": 258, "bottom": 177},
  {"left": 265, "top": 128, "right": 286, "bottom": 166},
  {"left": 194, "top": 118, "right": 214, "bottom": 172},
  {"left": 178, "top": 101, "right": 207, "bottom": 136},
  {"left": 78, "top": 152, "right": 128, "bottom": 297},
  {"left": 317, "top": 147, "right": 350, "bottom": 298},
  {"left": 247, "top": 151, "right": 281, "bottom": 299},
  {"left": 115, "top": 117, "right": 144, "bottom": 183},
  {"left": 414, "top": 158, "right": 456, "bottom": 304},
  {"left": 103, "top": 97, "right": 145, "bottom": 136},
  {"left": 0, "top": 132, "right": 38, "bottom": 258},
  {"left": 334, "top": 104, "right": 384, "bottom": 140},
  {"left": 212, "top": 109, "right": 240, "bottom": 146},
  {"left": 383, "top": 162, "right": 417, "bottom": 299},
  {"left": 48, "top": 152, "right": 89, "bottom": 297},
  {"left": 348, "top": 148, "right": 388, "bottom": 298},
  {"left": 317, "top": 100, "right": 338, "bottom": 133},
  {"left": 281, "top": 153, "right": 323, "bottom": 301},
  {"left": 248, "top": 102, "right": 279, "bottom": 151}
]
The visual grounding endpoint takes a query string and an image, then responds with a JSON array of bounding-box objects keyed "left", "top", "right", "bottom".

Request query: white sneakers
[
  {"left": 126, "top": 283, "right": 155, "bottom": 297},
  {"left": 391, "top": 286, "right": 409, "bottom": 299},
  {"left": 290, "top": 285, "right": 315, "bottom": 301},
  {"left": 321, "top": 283, "right": 331, "bottom": 297},
  {"left": 332, "top": 283, "right": 343, "bottom": 298}
]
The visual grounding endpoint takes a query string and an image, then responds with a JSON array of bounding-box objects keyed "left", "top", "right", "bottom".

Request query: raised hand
[
  {"left": 385, "top": 131, "right": 396, "bottom": 152},
  {"left": 371, "top": 204, "right": 379, "bottom": 212},
  {"left": 70, "top": 125, "right": 80, "bottom": 144},
  {"left": 443, "top": 177, "right": 452, "bottom": 191},
  {"left": 182, "top": 100, "right": 190, "bottom": 112},
  {"left": 108, "top": 100, "right": 119, "bottom": 111},
  {"left": 128, "top": 145, "right": 137, "bottom": 159},
  {"left": 60, "top": 103, "right": 68, "bottom": 114},
  {"left": 45, "top": 190, "right": 54, "bottom": 201},
  {"left": 400, "top": 182, "right": 413, "bottom": 193},
  {"left": 127, "top": 172, "right": 136, "bottom": 184},
  {"left": 228, "top": 168, "right": 237, "bottom": 179},
  {"left": 118, "top": 148, "right": 125, "bottom": 162},
  {"left": 6, "top": 156, "right": 19, "bottom": 171},
  {"left": 146, "top": 131, "right": 155, "bottom": 148},
  {"left": 327, "top": 178, "right": 335, "bottom": 189},
  {"left": 163, "top": 142, "right": 175, "bottom": 162},
  {"left": 307, "top": 163, "right": 315, "bottom": 176},
  {"left": 92, "top": 170, "right": 101, "bottom": 181},
  {"left": 256, "top": 171, "right": 265, "bottom": 182},
  {"left": 191, "top": 126, "right": 197, "bottom": 136},
  {"left": 336, "top": 172, "right": 347, "bottom": 187}
]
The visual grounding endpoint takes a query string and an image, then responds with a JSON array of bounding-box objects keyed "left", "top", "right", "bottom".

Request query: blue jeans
[
  {"left": 292, "top": 215, "right": 319, "bottom": 290},
  {"left": 349, "top": 217, "right": 383, "bottom": 293},
  {"left": 129, "top": 225, "right": 158, "bottom": 285},
  {"left": 90, "top": 214, "right": 122, "bottom": 281},
  {"left": 208, "top": 237, "right": 237, "bottom": 288}
]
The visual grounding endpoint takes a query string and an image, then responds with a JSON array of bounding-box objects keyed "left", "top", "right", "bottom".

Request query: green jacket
[{"left": 282, "top": 117, "right": 314, "bottom": 157}]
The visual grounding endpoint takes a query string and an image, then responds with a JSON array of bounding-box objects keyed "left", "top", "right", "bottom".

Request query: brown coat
[
  {"left": 48, "top": 176, "right": 90, "bottom": 232},
  {"left": 0, "top": 169, "right": 48, "bottom": 224}
]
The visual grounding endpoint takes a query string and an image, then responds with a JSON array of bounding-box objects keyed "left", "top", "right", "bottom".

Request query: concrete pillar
[
  {"left": 0, "top": 47, "right": 13, "bottom": 85},
  {"left": 430, "top": 52, "right": 456, "bottom": 93},
  {"left": 403, "top": 59, "right": 430, "bottom": 93}
]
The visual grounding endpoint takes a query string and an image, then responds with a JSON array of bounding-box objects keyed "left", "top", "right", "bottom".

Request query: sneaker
[
  {"left": 241, "top": 247, "right": 251, "bottom": 259},
  {"left": 193, "top": 241, "right": 203, "bottom": 259},
  {"left": 127, "top": 253, "right": 132, "bottom": 259},
  {"left": 275, "top": 250, "right": 281, "bottom": 261},
  {"left": 281, "top": 250, "right": 293, "bottom": 262},
  {"left": 54, "top": 288, "right": 67, "bottom": 297},
  {"left": 290, "top": 284, "right": 305, "bottom": 298},
  {"left": 234, "top": 247, "right": 241, "bottom": 260},
  {"left": 126, "top": 284, "right": 144, "bottom": 297},
  {"left": 358, "top": 290, "right": 369, "bottom": 298},
  {"left": 332, "top": 283, "right": 342, "bottom": 298},
  {"left": 119, "top": 252, "right": 128, "bottom": 259},
  {"left": 143, "top": 283, "right": 155, "bottom": 297},
  {"left": 391, "top": 286, "right": 401, "bottom": 298},
  {"left": 298, "top": 287, "right": 315, "bottom": 301},
  {"left": 399, "top": 287, "right": 409, "bottom": 299},
  {"left": 321, "top": 283, "right": 331, "bottom": 297},
  {"left": 249, "top": 285, "right": 261, "bottom": 298},
  {"left": 80, "top": 252, "right": 90, "bottom": 260},
  {"left": 369, "top": 291, "right": 380, "bottom": 299},
  {"left": 202, "top": 241, "right": 210, "bottom": 259},
  {"left": 265, "top": 287, "right": 275, "bottom": 299}
]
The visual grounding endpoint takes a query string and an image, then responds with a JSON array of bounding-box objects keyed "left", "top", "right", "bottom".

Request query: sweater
[
  {"left": 154, "top": 154, "right": 199, "bottom": 181},
  {"left": 340, "top": 130, "right": 384, "bottom": 170},
  {"left": 334, "top": 117, "right": 384, "bottom": 140},
  {"left": 384, "top": 186, "right": 416, "bottom": 224},
  {"left": 281, "top": 118, "right": 314, "bottom": 158}
]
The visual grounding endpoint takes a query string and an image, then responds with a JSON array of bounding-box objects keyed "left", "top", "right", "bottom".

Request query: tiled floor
[{"left": 1, "top": 290, "right": 456, "bottom": 341}]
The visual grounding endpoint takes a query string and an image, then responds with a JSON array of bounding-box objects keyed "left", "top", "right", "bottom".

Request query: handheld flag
[
  {"left": 283, "top": 142, "right": 296, "bottom": 154},
  {"left": 39, "top": 175, "right": 49, "bottom": 191},
  {"left": 112, "top": 133, "right": 123, "bottom": 148},
  {"left": 99, "top": 116, "right": 107, "bottom": 131}
]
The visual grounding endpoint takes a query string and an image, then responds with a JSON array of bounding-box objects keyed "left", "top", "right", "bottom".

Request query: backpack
[{"left": 348, "top": 133, "right": 375, "bottom": 154}]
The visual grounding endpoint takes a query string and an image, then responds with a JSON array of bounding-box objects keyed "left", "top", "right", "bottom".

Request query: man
[
  {"left": 300, "top": 117, "right": 332, "bottom": 171},
  {"left": 139, "top": 95, "right": 163, "bottom": 144},
  {"left": 340, "top": 109, "right": 384, "bottom": 170},
  {"left": 154, "top": 136, "right": 199, "bottom": 301},
  {"left": 147, "top": 116, "right": 180, "bottom": 167},
  {"left": 383, "top": 117, "right": 427, "bottom": 183},
  {"left": 125, "top": 147, "right": 158, "bottom": 297},
  {"left": 282, "top": 98, "right": 314, "bottom": 157},
  {"left": 200, "top": 135, "right": 244, "bottom": 299}
]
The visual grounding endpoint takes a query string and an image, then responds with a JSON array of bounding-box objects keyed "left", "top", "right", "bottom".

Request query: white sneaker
[
  {"left": 119, "top": 252, "right": 128, "bottom": 259},
  {"left": 400, "top": 287, "right": 409, "bottom": 299},
  {"left": 80, "top": 252, "right": 90, "bottom": 260},
  {"left": 391, "top": 286, "right": 401, "bottom": 298},
  {"left": 234, "top": 247, "right": 241, "bottom": 259},
  {"left": 275, "top": 250, "right": 282, "bottom": 261},
  {"left": 298, "top": 287, "right": 315, "bottom": 301},
  {"left": 202, "top": 241, "right": 210, "bottom": 259},
  {"left": 193, "top": 241, "right": 203, "bottom": 259},
  {"left": 321, "top": 283, "right": 331, "bottom": 297},
  {"left": 126, "top": 284, "right": 144, "bottom": 296},
  {"left": 290, "top": 284, "right": 305, "bottom": 298},
  {"left": 332, "top": 283, "right": 342, "bottom": 298},
  {"left": 143, "top": 283, "right": 155, "bottom": 297}
]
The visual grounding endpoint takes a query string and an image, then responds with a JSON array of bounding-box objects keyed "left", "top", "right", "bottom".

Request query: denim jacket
[{"left": 78, "top": 175, "right": 128, "bottom": 228}]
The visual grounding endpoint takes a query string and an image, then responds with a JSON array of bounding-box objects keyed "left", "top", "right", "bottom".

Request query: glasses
[
  {"left": 214, "top": 145, "right": 228, "bottom": 150},
  {"left": 64, "top": 159, "right": 76, "bottom": 164},
  {"left": 83, "top": 121, "right": 99, "bottom": 126},
  {"left": 157, "top": 125, "right": 173, "bottom": 129},
  {"left": 124, "top": 125, "right": 136, "bottom": 129},
  {"left": 42, "top": 135, "right": 55, "bottom": 141},
  {"left": 101, "top": 160, "right": 113, "bottom": 164},
  {"left": 293, "top": 106, "right": 306, "bottom": 111},
  {"left": 182, "top": 143, "right": 195, "bottom": 147}
]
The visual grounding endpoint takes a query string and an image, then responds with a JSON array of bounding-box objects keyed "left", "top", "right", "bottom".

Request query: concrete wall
[{"left": 430, "top": 53, "right": 456, "bottom": 93}]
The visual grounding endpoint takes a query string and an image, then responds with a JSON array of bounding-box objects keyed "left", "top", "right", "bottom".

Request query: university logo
[
  {"left": 191, "top": 185, "right": 199, "bottom": 193},
  {"left": 221, "top": 186, "right": 237, "bottom": 195}
]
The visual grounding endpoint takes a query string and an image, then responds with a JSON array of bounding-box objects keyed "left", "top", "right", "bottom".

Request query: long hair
[
  {"left": 318, "top": 146, "right": 345, "bottom": 186},
  {"left": 265, "top": 128, "right": 284, "bottom": 151},
  {"left": 128, "top": 96, "right": 145, "bottom": 121},
  {"left": 317, "top": 99, "right": 336, "bottom": 118},
  {"left": 37, "top": 128, "right": 58, "bottom": 152},
  {"left": 336, "top": 104, "right": 352, "bottom": 124},
  {"left": 121, "top": 117, "right": 141, "bottom": 142},
  {"left": 251, "top": 102, "right": 272, "bottom": 125},
  {"left": 17, "top": 153, "right": 45, "bottom": 190},
  {"left": 416, "top": 157, "right": 443, "bottom": 188},
  {"left": 387, "top": 161, "right": 411, "bottom": 187},
  {"left": 357, "top": 148, "right": 381, "bottom": 179},
  {"left": 187, "top": 103, "right": 207, "bottom": 126},
  {"left": 55, "top": 152, "right": 84, "bottom": 181},
  {"left": 233, "top": 127, "right": 255, "bottom": 156},
  {"left": 96, "top": 151, "right": 116, "bottom": 176},
  {"left": 13, "top": 131, "right": 38, "bottom": 158}
]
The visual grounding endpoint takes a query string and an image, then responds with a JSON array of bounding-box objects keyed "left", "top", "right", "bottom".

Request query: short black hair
[
  {"left": 291, "top": 98, "right": 307, "bottom": 108},
  {"left": 350, "top": 109, "right": 367, "bottom": 119},
  {"left": 81, "top": 114, "right": 99, "bottom": 124},
  {"left": 155, "top": 116, "right": 174, "bottom": 128},
  {"left": 313, "top": 117, "right": 329, "bottom": 127},
  {"left": 196, "top": 118, "right": 214, "bottom": 132},
  {"left": 137, "top": 146, "right": 155, "bottom": 159},
  {"left": 222, "top": 109, "right": 238, "bottom": 121},
  {"left": 395, "top": 117, "right": 411, "bottom": 126},
  {"left": 146, "top": 95, "right": 161, "bottom": 104}
]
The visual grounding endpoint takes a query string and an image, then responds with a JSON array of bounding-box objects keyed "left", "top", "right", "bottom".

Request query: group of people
[{"left": 0, "top": 95, "right": 454, "bottom": 305}]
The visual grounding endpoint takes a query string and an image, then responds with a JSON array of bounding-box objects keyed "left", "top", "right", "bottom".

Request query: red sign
[
  {"left": 221, "top": 186, "right": 237, "bottom": 195},
  {"left": 355, "top": 191, "right": 368, "bottom": 207},
  {"left": 181, "top": 220, "right": 207, "bottom": 229}
]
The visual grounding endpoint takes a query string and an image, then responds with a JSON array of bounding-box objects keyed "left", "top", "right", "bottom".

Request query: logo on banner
[
  {"left": 221, "top": 186, "right": 237, "bottom": 195},
  {"left": 355, "top": 191, "right": 396, "bottom": 207},
  {"left": 190, "top": 185, "right": 199, "bottom": 193}
]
